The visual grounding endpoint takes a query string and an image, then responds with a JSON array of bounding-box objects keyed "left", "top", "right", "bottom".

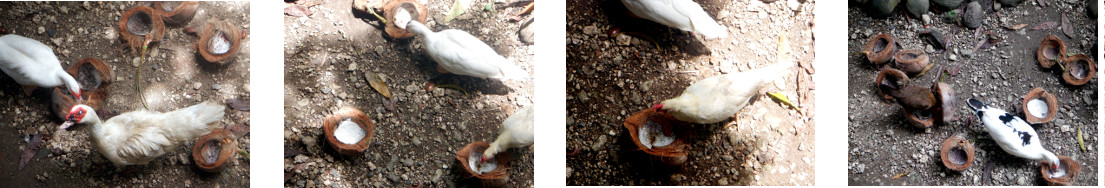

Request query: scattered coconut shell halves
[
  {"left": 192, "top": 128, "right": 238, "bottom": 173},
  {"left": 1061, "top": 54, "right": 1096, "bottom": 86},
  {"left": 624, "top": 108, "right": 692, "bottom": 167},
  {"left": 875, "top": 68, "right": 910, "bottom": 100},
  {"left": 931, "top": 82, "right": 957, "bottom": 125},
  {"left": 455, "top": 141, "right": 510, "bottom": 187},
  {"left": 902, "top": 106, "right": 934, "bottom": 129},
  {"left": 893, "top": 49, "right": 934, "bottom": 77},
  {"left": 863, "top": 33, "right": 899, "bottom": 65},
  {"left": 153, "top": 1, "right": 199, "bottom": 25},
  {"left": 939, "top": 135, "right": 975, "bottom": 172},
  {"left": 196, "top": 19, "right": 246, "bottom": 64},
  {"left": 1021, "top": 87, "right": 1058, "bottom": 124},
  {"left": 50, "top": 58, "right": 115, "bottom": 121},
  {"left": 1036, "top": 35, "right": 1067, "bottom": 69},
  {"left": 322, "top": 107, "right": 375, "bottom": 157},
  {"left": 383, "top": 0, "right": 428, "bottom": 39},
  {"left": 1041, "top": 155, "right": 1081, "bottom": 186},
  {"left": 119, "top": 6, "right": 166, "bottom": 55}
]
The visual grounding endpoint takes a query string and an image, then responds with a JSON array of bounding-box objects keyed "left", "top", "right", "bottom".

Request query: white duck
[
  {"left": 403, "top": 17, "right": 530, "bottom": 80},
  {"left": 966, "top": 98, "right": 1061, "bottom": 170},
  {"left": 59, "top": 101, "right": 225, "bottom": 165},
  {"left": 621, "top": 0, "right": 728, "bottom": 39},
  {"left": 0, "top": 34, "right": 81, "bottom": 99},
  {"left": 655, "top": 62, "right": 791, "bottom": 124},
  {"left": 481, "top": 105, "right": 534, "bottom": 163}
]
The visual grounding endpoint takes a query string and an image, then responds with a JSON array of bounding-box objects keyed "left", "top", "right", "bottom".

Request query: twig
[{"left": 136, "top": 38, "right": 152, "bottom": 110}]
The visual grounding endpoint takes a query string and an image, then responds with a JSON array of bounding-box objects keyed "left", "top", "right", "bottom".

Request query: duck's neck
[
  {"left": 57, "top": 70, "right": 80, "bottom": 96},
  {"left": 407, "top": 21, "right": 433, "bottom": 38}
]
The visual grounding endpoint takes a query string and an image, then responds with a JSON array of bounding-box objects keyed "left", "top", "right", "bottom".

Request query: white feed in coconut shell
[
  {"left": 335, "top": 119, "right": 365, "bottom": 145},
  {"left": 638, "top": 120, "right": 674, "bottom": 149},
  {"left": 210, "top": 32, "right": 232, "bottom": 55},
  {"left": 1049, "top": 162, "right": 1068, "bottom": 178},
  {"left": 1027, "top": 98, "right": 1048, "bottom": 118},
  {"left": 468, "top": 152, "right": 498, "bottom": 174}
]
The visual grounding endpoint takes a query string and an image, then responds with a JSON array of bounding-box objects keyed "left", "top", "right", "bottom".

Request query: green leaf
[{"left": 444, "top": 0, "right": 471, "bottom": 23}]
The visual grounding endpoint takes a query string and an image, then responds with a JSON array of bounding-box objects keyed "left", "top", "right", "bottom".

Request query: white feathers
[
  {"left": 621, "top": 0, "right": 728, "bottom": 39},
  {"left": 78, "top": 101, "right": 225, "bottom": 165},
  {"left": 335, "top": 118, "right": 365, "bottom": 145},
  {"left": 406, "top": 21, "right": 530, "bottom": 80},
  {"left": 483, "top": 105, "right": 534, "bottom": 158},
  {"left": 661, "top": 62, "right": 791, "bottom": 124},
  {"left": 0, "top": 34, "right": 81, "bottom": 94}
]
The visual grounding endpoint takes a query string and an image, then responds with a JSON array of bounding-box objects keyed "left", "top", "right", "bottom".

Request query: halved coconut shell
[
  {"left": 1061, "top": 54, "right": 1096, "bottom": 86},
  {"left": 196, "top": 19, "right": 245, "bottom": 64},
  {"left": 1037, "top": 35, "right": 1067, "bottom": 69},
  {"left": 623, "top": 108, "right": 692, "bottom": 167},
  {"left": 1021, "top": 87, "right": 1058, "bottom": 124},
  {"left": 939, "top": 135, "right": 974, "bottom": 172},
  {"left": 931, "top": 82, "right": 957, "bottom": 124},
  {"left": 455, "top": 141, "right": 510, "bottom": 187},
  {"left": 863, "top": 34, "right": 899, "bottom": 65},
  {"left": 1041, "top": 155, "right": 1081, "bottom": 186},
  {"left": 119, "top": 6, "right": 166, "bottom": 55},
  {"left": 322, "top": 107, "right": 375, "bottom": 157},
  {"left": 192, "top": 128, "right": 238, "bottom": 173},
  {"left": 902, "top": 107, "right": 934, "bottom": 129},
  {"left": 50, "top": 58, "right": 114, "bottom": 121},
  {"left": 893, "top": 49, "right": 934, "bottom": 77},
  {"left": 153, "top": 1, "right": 199, "bottom": 25},
  {"left": 875, "top": 68, "right": 910, "bottom": 100},
  {"left": 383, "top": 0, "right": 428, "bottom": 39}
]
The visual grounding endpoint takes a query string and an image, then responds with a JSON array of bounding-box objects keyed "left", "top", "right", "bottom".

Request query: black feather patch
[
  {"left": 976, "top": 111, "right": 984, "bottom": 120},
  {"left": 1018, "top": 131, "right": 1033, "bottom": 146},
  {"left": 998, "top": 113, "right": 1016, "bottom": 126}
]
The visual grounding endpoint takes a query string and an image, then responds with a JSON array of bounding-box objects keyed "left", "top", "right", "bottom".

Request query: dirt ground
[
  {"left": 565, "top": 0, "right": 816, "bottom": 186},
  {"left": 282, "top": 0, "right": 534, "bottom": 187},
  {"left": 846, "top": 1, "right": 1098, "bottom": 186},
  {"left": 0, "top": 1, "right": 251, "bottom": 187}
]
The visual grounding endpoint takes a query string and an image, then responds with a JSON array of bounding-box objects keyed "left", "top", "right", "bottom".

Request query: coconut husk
[
  {"left": 939, "top": 135, "right": 974, "bottom": 172},
  {"left": 49, "top": 58, "right": 114, "bottom": 121},
  {"left": 196, "top": 19, "right": 245, "bottom": 64},
  {"left": 893, "top": 49, "right": 933, "bottom": 77},
  {"left": 153, "top": 1, "right": 199, "bottom": 25},
  {"left": 1061, "top": 54, "right": 1095, "bottom": 86},
  {"left": 1041, "top": 155, "right": 1081, "bottom": 186},
  {"left": 455, "top": 141, "right": 510, "bottom": 187},
  {"left": 1022, "top": 87, "right": 1058, "bottom": 124},
  {"left": 383, "top": 0, "right": 428, "bottom": 39},
  {"left": 902, "top": 107, "right": 934, "bottom": 129},
  {"left": 322, "top": 107, "right": 375, "bottom": 157},
  {"left": 192, "top": 128, "right": 238, "bottom": 173},
  {"left": 931, "top": 82, "right": 956, "bottom": 124},
  {"left": 1036, "top": 35, "right": 1067, "bottom": 69},
  {"left": 875, "top": 68, "right": 910, "bottom": 100},
  {"left": 119, "top": 6, "right": 166, "bottom": 55},
  {"left": 863, "top": 33, "right": 899, "bottom": 65},
  {"left": 623, "top": 108, "right": 692, "bottom": 167}
]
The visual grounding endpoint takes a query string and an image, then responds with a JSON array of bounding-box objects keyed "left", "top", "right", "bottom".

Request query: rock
[
  {"left": 962, "top": 2, "right": 982, "bottom": 29},
  {"left": 931, "top": 0, "right": 964, "bottom": 10},
  {"left": 904, "top": 0, "right": 928, "bottom": 19},
  {"left": 996, "top": 0, "right": 1024, "bottom": 6},
  {"left": 866, "top": 0, "right": 900, "bottom": 18},
  {"left": 615, "top": 34, "right": 632, "bottom": 46},
  {"left": 919, "top": 29, "right": 946, "bottom": 50},
  {"left": 193, "top": 82, "right": 203, "bottom": 90},
  {"left": 583, "top": 25, "right": 601, "bottom": 36},
  {"left": 37, "top": 26, "right": 45, "bottom": 34},
  {"left": 787, "top": 0, "right": 801, "bottom": 11},
  {"left": 922, "top": 14, "right": 931, "bottom": 24}
]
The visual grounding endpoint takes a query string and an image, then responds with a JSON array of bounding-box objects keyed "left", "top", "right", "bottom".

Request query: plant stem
[{"left": 136, "top": 39, "right": 151, "bottom": 110}]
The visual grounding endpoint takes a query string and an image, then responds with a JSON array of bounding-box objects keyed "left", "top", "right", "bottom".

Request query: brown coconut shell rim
[
  {"left": 455, "top": 141, "right": 510, "bottom": 180},
  {"left": 383, "top": 0, "right": 428, "bottom": 39},
  {"left": 1041, "top": 155, "right": 1081, "bottom": 186},
  {"left": 902, "top": 107, "right": 934, "bottom": 129},
  {"left": 196, "top": 20, "right": 244, "bottom": 63},
  {"left": 1021, "top": 87, "right": 1058, "bottom": 124},
  {"left": 864, "top": 34, "right": 899, "bottom": 65},
  {"left": 875, "top": 68, "right": 910, "bottom": 100},
  {"left": 893, "top": 49, "right": 934, "bottom": 77},
  {"left": 939, "top": 135, "right": 974, "bottom": 171},
  {"left": 119, "top": 6, "right": 166, "bottom": 55},
  {"left": 624, "top": 109, "right": 692, "bottom": 159},
  {"left": 1061, "top": 54, "right": 1096, "bottom": 86},
  {"left": 192, "top": 128, "right": 238, "bottom": 173},
  {"left": 1037, "top": 35, "right": 1067, "bottom": 69},
  {"left": 322, "top": 107, "right": 375, "bottom": 157},
  {"left": 931, "top": 82, "right": 957, "bottom": 125},
  {"left": 153, "top": 1, "right": 199, "bottom": 25}
]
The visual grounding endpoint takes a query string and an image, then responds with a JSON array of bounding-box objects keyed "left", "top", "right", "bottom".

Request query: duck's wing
[
  {"left": 430, "top": 30, "right": 508, "bottom": 78},
  {"left": 0, "top": 35, "right": 62, "bottom": 85},
  {"left": 980, "top": 109, "right": 1042, "bottom": 158}
]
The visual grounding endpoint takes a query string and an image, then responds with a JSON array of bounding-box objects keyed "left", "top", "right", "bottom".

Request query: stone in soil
[
  {"left": 904, "top": 0, "right": 928, "bottom": 19},
  {"left": 931, "top": 0, "right": 964, "bottom": 10},
  {"left": 962, "top": 2, "right": 982, "bottom": 29},
  {"left": 866, "top": 0, "right": 900, "bottom": 18}
]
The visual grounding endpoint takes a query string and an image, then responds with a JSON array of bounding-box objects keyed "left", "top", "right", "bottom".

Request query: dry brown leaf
[
  {"left": 226, "top": 98, "right": 250, "bottom": 111},
  {"left": 19, "top": 134, "right": 42, "bottom": 170},
  {"left": 890, "top": 172, "right": 909, "bottom": 179},
  {"left": 1031, "top": 21, "right": 1058, "bottom": 30},
  {"left": 284, "top": 5, "right": 312, "bottom": 17},
  {"left": 365, "top": 71, "right": 392, "bottom": 98},
  {"left": 1061, "top": 13, "right": 1073, "bottom": 38},
  {"left": 1005, "top": 24, "right": 1028, "bottom": 30}
]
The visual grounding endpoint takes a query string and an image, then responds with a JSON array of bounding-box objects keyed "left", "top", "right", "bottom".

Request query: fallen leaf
[
  {"left": 19, "top": 134, "right": 42, "bottom": 170},
  {"left": 284, "top": 5, "right": 312, "bottom": 17},
  {"left": 364, "top": 71, "right": 391, "bottom": 98},
  {"left": 1031, "top": 21, "right": 1058, "bottom": 30},
  {"left": 229, "top": 123, "right": 250, "bottom": 138},
  {"left": 443, "top": 0, "right": 471, "bottom": 23},
  {"left": 767, "top": 92, "right": 801, "bottom": 113},
  {"left": 226, "top": 98, "right": 250, "bottom": 111},
  {"left": 1005, "top": 24, "right": 1028, "bottom": 30},
  {"left": 890, "top": 172, "right": 909, "bottom": 179},
  {"left": 1061, "top": 13, "right": 1073, "bottom": 38},
  {"left": 381, "top": 95, "right": 396, "bottom": 111},
  {"left": 1078, "top": 125, "right": 1086, "bottom": 152}
]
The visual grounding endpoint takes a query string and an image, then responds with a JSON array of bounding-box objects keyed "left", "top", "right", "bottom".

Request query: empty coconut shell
[
  {"left": 192, "top": 128, "right": 238, "bottom": 173},
  {"left": 119, "top": 6, "right": 166, "bottom": 55},
  {"left": 322, "top": 107, "right": 375, "bottom": 157},
  {"left": 1041, "top": 155, "right": 1081, "bottom": 186},
  {"left": 1036, "top": 35, "right": 1067, "bottom": 69},
  {"left": 902, "top": 107, "right": 934, "bottom": 129},
  {"left": 931, "top": 82, "right": 957, "bottom": 124},
  {"left": 875, "top": 68, "right": 910, "bottom": 100},
  {"left": 863, "top": 34, "right": 899, "bottom": 65},
  {"left": 1021, "top": 87, "right": 1058, "bottom": 124},
  {"left": 455, "top": 141, "right": 510, "bottom": 187},
  {"left": 624, "top": 108, "right": 692, "bottom": 167},
  {"left": 939, "top": 135, "right": 974, "bottom": 172},
  {"left": 196, "top": 19, "right": 245, "bottom": 64},
  {"left": 153, "top": 1, "right": 199, "bottom": 25},
  {"left": 383, "top": 0, "right": 428, "bottom": 39},
  {"left": 893, "top": 49, "right": 934, "bottom": 77},
  {"left": 1061, "top": 54, "right": 1095, "bottom": 86}
]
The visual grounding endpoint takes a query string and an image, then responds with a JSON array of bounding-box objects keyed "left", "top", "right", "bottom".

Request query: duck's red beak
[
  {"left": 652, "top": 103, "right": 664, "bottom": 110},
  {"left": 72, "top": 90, "right": 83, "bottom": 101},
  {"left": 480, "top": 156, "right": 487, "bottom": 164}
]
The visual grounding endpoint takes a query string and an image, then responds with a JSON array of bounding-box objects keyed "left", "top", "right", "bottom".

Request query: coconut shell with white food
[{"left": 322, "top": 107, "right": 375, "bottom": 157}]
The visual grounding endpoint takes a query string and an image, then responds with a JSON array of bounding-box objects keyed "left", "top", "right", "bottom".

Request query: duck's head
[
  {"left": 60, "top": 104, "right": 96, "bottom": 130},
  {"left": 1042, "top": 152, "right": 1061, "bottom": 171},
  {"left": 652, "top": 103, "right": 666, "bottom": 112}
]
